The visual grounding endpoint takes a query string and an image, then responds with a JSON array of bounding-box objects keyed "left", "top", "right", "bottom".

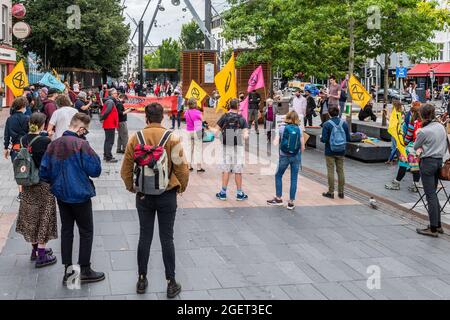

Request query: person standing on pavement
[
  {"left": 74, "top": 91, "right": 93, "bottom": 116},
  {"left": 414, "top": 104, "right": 448, "bottom": 237},
  {"left": 16, "top": 113, "right": 58, "bottom": 268},
  {"left": 318, "top": 89, "right": 330, "bottom": 126},
  {"left": 184, "top": 98, "right": 205, "bottom": 172},
  {"left": 327, "top": 75, "right": 342, "bottom": 113},
  {"left": 47, "top": 95, "right": 78, "bottom": 140},
  {"left": 3, "top": 97, "right": 30, "bottom": 201},
  {"left": 321, "top": 105, "right": 351, "bottom": 199},
  {"left": 40, "top": 113, "right": 104, "bottom": 286},
  {"left": 171, "top": 89, "right": 184, "bottom": 130},
  {"left": 263, "top": 98, "right": 278, "bottom": 142},
  {"left": 121, "top": 102, "right": 189, "bottom": 297},
  {"left": 267, "top": 111, "right": 305, "bottom": 210},
  {"left": 339, "top": 75, "right": 349, "bottom": 117},
  {"left": 214, "top": 98, "right": 250, "bottom": 201},
  {"left": 304, "top": 89, "right": 317, "bottom": 127},
  {"left": 291, "top": 88, "right": 307, "bottom": 124},
  {"left": 100, "top": 88, "right": 119, "bottom": 163},
  {"left": 248, "top": 89, "right": 261, "bottom": 134},
  {"left": 42, "top": 88, "right": 60, "bottom": 130},
  {"left": 116, "top": 94, "right": 133, "bottom": 154}
]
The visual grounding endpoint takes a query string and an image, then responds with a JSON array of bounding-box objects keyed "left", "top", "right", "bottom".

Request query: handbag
[{"left": 439, "top": 136, "right": 450, "bottom": 180}]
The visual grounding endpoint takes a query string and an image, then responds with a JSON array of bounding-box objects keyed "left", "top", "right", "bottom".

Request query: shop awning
[{"left": 408, "top": 62, "right": 450, "bottom": 77}]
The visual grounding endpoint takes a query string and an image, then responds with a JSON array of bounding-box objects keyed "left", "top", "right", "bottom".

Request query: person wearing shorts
[{"left": 214, "top": 98, "right": 249, "bottom": 201}]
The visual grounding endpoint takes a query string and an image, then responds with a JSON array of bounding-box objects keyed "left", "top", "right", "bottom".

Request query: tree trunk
[
  {"left": 347, "top": 15, "right": 355, "bottom": 128},
  {"left": 382, "top": 53, "right": 390, "bottom": 126}
]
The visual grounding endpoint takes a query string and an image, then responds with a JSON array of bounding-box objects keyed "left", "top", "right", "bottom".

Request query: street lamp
[{"left": 430, "top": 69, "right": 435, "bottom": 101}]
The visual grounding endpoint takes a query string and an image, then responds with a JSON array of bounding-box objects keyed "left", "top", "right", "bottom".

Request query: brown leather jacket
[{"left": 120, "top": 123, "right": 189, "bottom": 193}]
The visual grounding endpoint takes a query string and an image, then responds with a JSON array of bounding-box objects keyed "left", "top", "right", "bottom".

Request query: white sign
[
  {"left": 13, "top": 22, "right": 31, "bottom": 39},
  {"left": 204, "top": 62, "right": 214, "bottom": 84},
  {"left": 0, "top": 47, "right": 17, "bottom": 62}
]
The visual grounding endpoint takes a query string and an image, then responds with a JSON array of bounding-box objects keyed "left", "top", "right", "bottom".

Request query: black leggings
[{"left": 396, "top": 166, "right": 420, "bottom": 182}]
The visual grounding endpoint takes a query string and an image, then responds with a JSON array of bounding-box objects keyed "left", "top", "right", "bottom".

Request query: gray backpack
[{"left": 13, "top": 136, "right": 41, "bottom": 187}]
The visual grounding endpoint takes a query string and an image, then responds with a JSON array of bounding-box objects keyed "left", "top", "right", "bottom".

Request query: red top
[{"left": 101, "top": 103, "right": 119, "bottom": 129}]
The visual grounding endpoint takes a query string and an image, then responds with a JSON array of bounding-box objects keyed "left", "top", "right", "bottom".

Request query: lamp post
[{"left": 430, "top": 69, "right": 435, "bottom": 102}]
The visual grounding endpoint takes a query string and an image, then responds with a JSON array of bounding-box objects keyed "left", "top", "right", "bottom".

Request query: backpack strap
[
  {"left": 158, "top": 130, "right": 173, "bottom": 148},
  {"left": 20, "top": 135, "right": 41, "bottom": 149},
  {"left": 136, "top": 131, "right": 146, "bottom": 145}
]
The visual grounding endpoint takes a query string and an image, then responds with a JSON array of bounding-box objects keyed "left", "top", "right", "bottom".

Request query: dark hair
[
  {"left": 187, "top": 98, "right": 197, "bottom": 110},
  {"left": 329, "top": 75, "right": 336, "bottom": 81},
  {"left": 55, "top": 95, "right": 72, "bottom": 108},
  {"left": 70, "top": 113, "right": 91, "bottom": 127},
  {"left": 145, "top": 102, "right": 164, "bottom": 123},
  {"left": 328, "top": 105, "right": 339, "bottom": 117},
  {"left": 420, "top": 104, "right": 436, "bottom": 126},
  {"left": 228, "top": 98, "right": 239, "bottom": 110},
  {"left": 12, "top": 96, "right": 28, "bottom": 111},
  {"left": 29, "top": 113, "right": 47, "bottom": 133}
]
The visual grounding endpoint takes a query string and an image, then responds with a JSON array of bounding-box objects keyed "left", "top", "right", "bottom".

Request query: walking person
[
  {"left": 304, "top": 89, "right": 317, "bottom": 127},
  {"left": 100, "top": 88, "right": 119, "bottom": 163},
  {"left": 121, "top": 102, "right": 189, "bottom": 297},
  {"left": 171, "top": 89, "right": 184, "bottom": 130},
  {"left": 184, "top": 98, "right": 205, "bottom": 172},
  {"left": 40, "top": 113, "right": 104, "bottom": 285},
  {"left": 116, "top": 94, "right": 133, "bottom": 154},
  {"left": 414, "top": 104, "right": 448, "bottom": 237},
  {"left": 15, "top": 113, "right": 58, "bottom": 268},
  {"left": 321, "top": 105, "right": 351, "bottom": 199},
  {"left": 3, "top": 97, "right": 30, "bottom": 201},
  {"left": 263, "top": 98, "right": 278, "bottom": 142},
  {"left": 214, "top": 98, "right": 250, "bottom": 201},
  {"left": 248, "top": 89, "right": 261, "bottom": 134},
  {"left": 47, "top": 95, "right": 78, "bottom": 140},
  {"left": 267, "top": 111, "right": 305, "bottom": 210}
]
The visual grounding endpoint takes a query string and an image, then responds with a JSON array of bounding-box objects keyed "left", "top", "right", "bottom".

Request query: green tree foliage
[
  {"left": 19, "top": 0, "right": 130, "bottom": 77},
  {"left": 144, "top": 38, "right": 181, "bottom": 70},
  {"left": 180, "top": 21, "right": 204, "bottom": 50}
]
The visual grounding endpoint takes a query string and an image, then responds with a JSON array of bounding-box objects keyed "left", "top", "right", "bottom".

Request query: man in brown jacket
[{"left": 121, "top": 102, "right": 189, "bottom": 298}]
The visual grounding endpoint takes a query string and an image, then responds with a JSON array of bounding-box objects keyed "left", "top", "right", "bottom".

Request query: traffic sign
[{"left": 396, "top": 67, "right": 408, "bottom": 79}]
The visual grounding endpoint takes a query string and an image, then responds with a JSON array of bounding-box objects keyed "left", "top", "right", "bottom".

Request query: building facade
[
  {"left": 121, "top": 44, "right": 159, "bottom": 80},
  {"left": 0, "top": 0, "right": 16, "bottom": 107}
]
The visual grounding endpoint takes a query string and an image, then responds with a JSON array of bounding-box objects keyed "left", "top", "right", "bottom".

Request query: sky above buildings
[{"left": 123, "top": 0, "right": 229, "bottom": 46}]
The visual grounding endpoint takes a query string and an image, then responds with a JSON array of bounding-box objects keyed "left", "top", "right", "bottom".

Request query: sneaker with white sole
[
  {"left": 236, "top": 192, "right": 248, "bottom": 201},
  {"left": 287, "top": 202, "right": 295, "bottom": 210},
  {"left": 267, "top": 198, "right": 283, "bottom": 206}
]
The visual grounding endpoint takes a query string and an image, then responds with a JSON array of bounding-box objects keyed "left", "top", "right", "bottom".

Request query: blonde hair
[
  {"left": 266, "top": 98, "right": 274, "bottom": 106},
  {"left": 285, "top": 111, "right": 300, "bottom": 125},
  {"left": 187, "top": 98, "right": 198, "bottom": 110}
]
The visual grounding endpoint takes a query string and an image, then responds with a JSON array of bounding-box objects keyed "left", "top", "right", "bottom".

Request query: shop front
[
  {"left": 0, "top": 45, "right": 17, "bottom": 108},
  {"left": 407, "top": 62, "right": 450, "bottom": 91}
]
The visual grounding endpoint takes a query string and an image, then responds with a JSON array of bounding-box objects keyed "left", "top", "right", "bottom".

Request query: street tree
[
  {"left": 19, "top": 0, "right": 130, "bottom": 80},
  {"left": 180, "top": 21, "right": 204, "bottom": 50},
  {"left": 144, "top": 38, "right": 181, "bottom": 70}
]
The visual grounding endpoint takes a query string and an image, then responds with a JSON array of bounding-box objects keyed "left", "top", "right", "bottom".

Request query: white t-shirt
[
  {"left": 49, "top": 107, "right": 78, "bottom": 139},
  {"left": 292, "top": 95, "right": 307, "bottom": 117}
]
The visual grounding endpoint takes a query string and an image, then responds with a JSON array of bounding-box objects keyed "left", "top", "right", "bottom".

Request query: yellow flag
[
  {"left": 4, "top": 60, "right": 29, "bottom": 97},
  {"left": 185, "top": 80, "right": 208, "bottom": 103},
  {"left": 215, "top": 54, "right": 237, "bottom": 113},
  {"left": 348, "top": 75, "right": 371, "bottom": 109},
  {"left": 388, "top": 108, "right": 407, "bottom": 158}
]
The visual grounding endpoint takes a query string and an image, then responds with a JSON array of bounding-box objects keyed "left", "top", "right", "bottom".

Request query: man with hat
[
  {"left": 42, "top": 88, "right": 60, "bottom": 130},
  {"left": 304, "top": 88, "right": 317, "bottom": 127},
  {"left": 74, "top": 91, "right": 93, "bottom": 116}
]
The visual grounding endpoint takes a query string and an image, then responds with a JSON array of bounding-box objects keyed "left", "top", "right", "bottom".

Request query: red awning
[{"left": 408, "top": 62, "right": 450, "bottom": 77}]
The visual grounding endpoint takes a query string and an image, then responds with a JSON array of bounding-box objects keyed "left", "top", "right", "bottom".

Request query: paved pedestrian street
[{"left": 2, "top": 112, "right": 450, "bottom": 300}]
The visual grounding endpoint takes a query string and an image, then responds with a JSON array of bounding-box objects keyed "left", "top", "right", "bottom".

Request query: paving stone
[
  {"left": 280, "top": 284, "right": 327, "bottom": 300},
  {"left": 101, "top": 235, "right": 129, "bottom": 251},
  {"left": 207, "top": 288, "right": 244, "bottom": 300},
  {"left": 110, "top": 250, "right": 136, "bottom": 271},
  {"left": 313, "top": 282, "right": 358, "bottom": 300},
  {"left": 109, "top": 270, "right": 138, "bottom": 295},
  {"left": 179, "top": 290, "right": 213, "bottom": 300},
  {"left": 238, "top": 286, "right": 291, "bottom": 300}
]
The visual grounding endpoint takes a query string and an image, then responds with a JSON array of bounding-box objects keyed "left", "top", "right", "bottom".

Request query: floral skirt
[
  {"left": 16, "top": 182, "right": 58, "bottom": 244},
  {"left": 398, "top": 142, "right": 419, "bottom": 171}
]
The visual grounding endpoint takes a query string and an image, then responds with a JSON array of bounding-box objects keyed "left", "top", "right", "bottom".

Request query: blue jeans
[
  {"left": 389, "top": 139, "right": 397, "bottom": 162},
  {"left": 275, "top": 153, "right": 301, "bottom": 201},
  {"left": 171, "top": 111, "right": 181, "bottom": 128}
]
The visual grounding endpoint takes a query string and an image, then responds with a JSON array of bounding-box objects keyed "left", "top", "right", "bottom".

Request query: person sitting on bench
[{"left": 358, "top": 103, "right": 377, "bottom": 122}]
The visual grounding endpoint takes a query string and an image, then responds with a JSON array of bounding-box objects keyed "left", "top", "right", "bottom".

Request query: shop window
[
  {"left": 1, "top": 5, "right": 7, "bottom": 42},
  {"left": 433, "top": 43, "right": 444, "bottom": 61}
]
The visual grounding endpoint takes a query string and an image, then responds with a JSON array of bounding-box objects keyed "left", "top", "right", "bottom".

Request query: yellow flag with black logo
[
  {"left": 348, "top": 75, "right": 371, "bottom": 109},
  {"left": 215, "top": 54, "right": 237, "bottom": 113},
  {"left": 185, "top": 80, "right": 208, "bottom": 103},
  {"left": 5, "top": 60, "right": 29, "bottom": 97},
  {"left": 388, "top": 108, "right": 407, "bottom": 158}
]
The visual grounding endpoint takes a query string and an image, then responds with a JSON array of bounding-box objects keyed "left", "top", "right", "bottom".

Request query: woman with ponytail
[{"left": 16, "top": 112, "right": 58, "bottom": 268}]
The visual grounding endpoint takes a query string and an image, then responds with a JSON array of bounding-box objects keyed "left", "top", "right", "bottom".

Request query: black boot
[
  {"left": 167, "top": 278, "right": 181, "bottom": 299},
  {"left": 80, "top": 264, "right": 105, "bottom": 284},
  {"left": 62, "top": 265, "right": 75, "bottom": 286},
  {"left": 136, "top": 274, "right": 148, "bottom": 294}
]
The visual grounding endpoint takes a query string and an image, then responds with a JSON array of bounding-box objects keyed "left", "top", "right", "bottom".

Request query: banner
[
  {"left": 185, "top": 80, "right": 208, "bottom": 103},
  {"left": 4, "top": 59, "right": 29, "bottom": 97},
  {"left": 247, "top": 65, "right": 265, "bottom": 93},
  {"left": 215, "top": 54, "right": 237, "bottom": 113},
  {"left": 52, "top": 68, "right": 61, "bottom": 81},
  {"left": 388, "top": 109, "right": 407, "bottom": 158},
  {"left": 239, "top": 96, "right": 249, "bottom": 122},
  {"left": 39, "top": 72, "right": 66, "bottom": 92},
  {"left": 124, "top": 95, "right": 178, "bottom": 114},
  {"left": 348, "top": 75, "right": 371, "bottom": 109}
]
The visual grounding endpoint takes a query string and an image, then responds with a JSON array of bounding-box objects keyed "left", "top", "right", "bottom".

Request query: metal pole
[
  {"left": 131, "top": 0, "right": 153, "bottom": 42},
  {"left": 144, "top": 0, "right": 162, "bottom": 47},
  {"left": 138, "top": 21, "right": 144, "bottom": 84},
  {"left": 205, "top": 0, "right": 212, "bottom": 50}
]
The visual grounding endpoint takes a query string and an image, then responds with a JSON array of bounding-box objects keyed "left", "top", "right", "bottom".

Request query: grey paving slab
[
  {"left": 238, "top": 286, "right": 291, "bottom": 300},
  {"left": 280, "top": 284, "right": 327, "bottom": 300},
  {"left": 208, "top": 288, "right": 244, "bottom": 300},
  {"left": 313, "top": 282, "right": 358, "bottom": 300}
]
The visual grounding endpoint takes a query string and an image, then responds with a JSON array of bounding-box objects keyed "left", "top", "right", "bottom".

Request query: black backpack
[{"left": 221, "top": 113, "right": 243, "bottom": 146}]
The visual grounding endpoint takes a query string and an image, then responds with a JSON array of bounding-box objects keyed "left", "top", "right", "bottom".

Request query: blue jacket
[
  {"left": 40, "top": 131, "right": 102, "bottom": 204},
  {"left": 320, "top": 117, "right": 351, "bottom": 156},
  {"left": 3, "top": 111, "right": 29, "bottom": 149}
]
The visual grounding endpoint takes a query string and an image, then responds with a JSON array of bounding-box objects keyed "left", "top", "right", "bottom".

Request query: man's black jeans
[
  {"left": 104, "top": 129, "right": 115, "bottom": 160},
  {"left": 136, "top": 189, "right": 177, "bottom": 279},
  {"left": 58, "top": 199, "right": 94, "bottom": 267},
  {"left": 420, "top": 157, "right": 443, "bottom": 229}
]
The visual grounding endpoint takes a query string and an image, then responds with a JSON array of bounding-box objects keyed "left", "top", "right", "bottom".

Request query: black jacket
[
  {"left": 306, "top": 96, "right": 317, "bottom": 117},
  {"left": 4, "top": 111, "right": 29, "bottom": 149},
  {"left": 248, "top": 92, "right": 261, "bottom": 110}
]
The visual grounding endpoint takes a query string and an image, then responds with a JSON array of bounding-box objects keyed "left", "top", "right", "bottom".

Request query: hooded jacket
[{"left": 3, "top": 110, "right": 29, "bottom": 150}]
